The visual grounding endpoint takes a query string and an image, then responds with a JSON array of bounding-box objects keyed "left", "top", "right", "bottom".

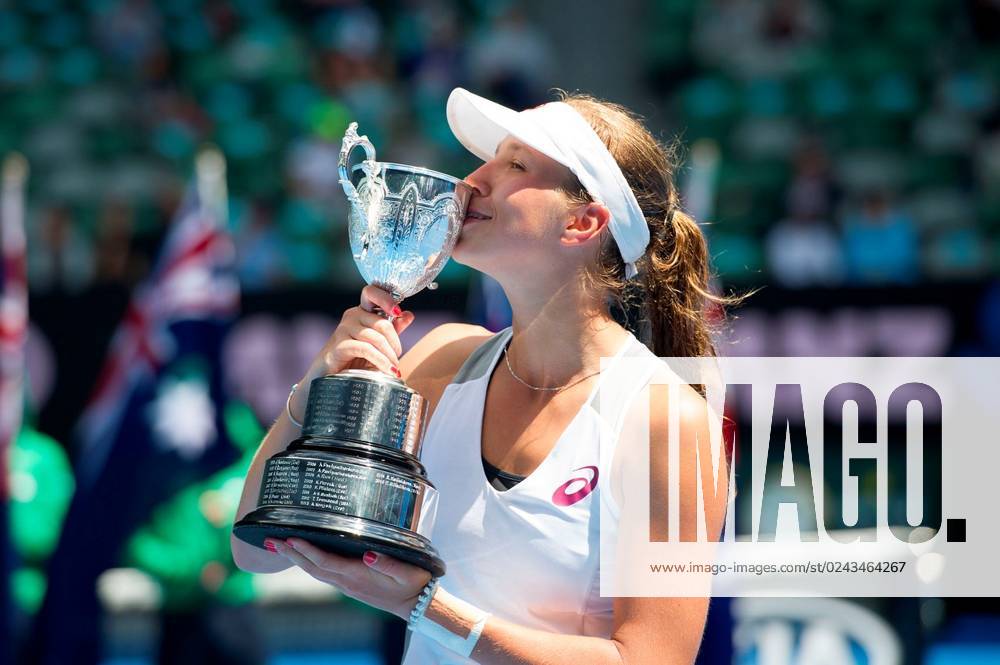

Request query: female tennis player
[{"left": 233, "top": 87, "right": 728, "bottom": 664}]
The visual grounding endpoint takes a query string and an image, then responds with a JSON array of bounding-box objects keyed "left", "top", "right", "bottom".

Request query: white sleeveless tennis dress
[{"left": 402, "top": 327, "right": 661, "bottom": 664}]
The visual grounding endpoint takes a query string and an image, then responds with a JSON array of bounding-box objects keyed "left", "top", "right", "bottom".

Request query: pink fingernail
[
  {"left": 392, "top": 305, "right": 402, "bottom": 316},
  {"left": 392, "top": 366, "right": 401, "bottom": 377},
  {"left": 363, "top": 551, "right": 378, "bottom": 566},
  {"left": 264, "top": 539, "right": 279, "bottom": 553}
]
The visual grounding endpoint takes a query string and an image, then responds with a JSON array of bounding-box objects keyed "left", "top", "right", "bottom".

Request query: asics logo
[{"left": 552, "top": 465, "right": 599, "bottom": 506}]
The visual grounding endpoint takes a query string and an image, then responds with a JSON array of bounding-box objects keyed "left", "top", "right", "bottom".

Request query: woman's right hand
[{"left": 289, "top": 285, "right": 415, "bottom": 420}]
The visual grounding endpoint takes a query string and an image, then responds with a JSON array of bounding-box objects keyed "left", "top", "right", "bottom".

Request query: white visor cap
[{"left": 446, "top": 87, "right": 650, "bottom": 279}]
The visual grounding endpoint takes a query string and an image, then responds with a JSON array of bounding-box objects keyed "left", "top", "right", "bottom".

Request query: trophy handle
[{"left": 339, "top": 122, "right": 378, "bottom": 207}]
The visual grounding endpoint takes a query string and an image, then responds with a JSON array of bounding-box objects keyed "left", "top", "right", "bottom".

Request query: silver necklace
[{"left": 503, "top": 343, "right": 602, "bottom": 393}]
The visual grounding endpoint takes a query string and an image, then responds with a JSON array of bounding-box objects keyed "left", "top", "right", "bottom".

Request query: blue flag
[{"left": 23, "top": 188, "right": 240, "bottom": 665}]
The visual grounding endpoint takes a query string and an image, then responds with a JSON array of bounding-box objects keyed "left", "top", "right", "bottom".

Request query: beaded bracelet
[
  {"left": 286, "top": 383, "right": 303, "bottom": 428},
  {"left": 407, "top": 577, "right": 439, "bottom": 630},
  {"left": 409, "top": 583, "right": 490, "bottom": 658}
]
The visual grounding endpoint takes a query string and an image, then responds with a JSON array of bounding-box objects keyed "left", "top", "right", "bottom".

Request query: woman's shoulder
[
  {"left": 401, "top": 322, "right": 496, "bottom": 376},
  {"left": 399, "top": 322, "right": 496, "bottom": 414}
]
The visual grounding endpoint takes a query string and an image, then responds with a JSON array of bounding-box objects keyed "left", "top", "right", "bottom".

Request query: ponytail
[
  {"left": 643, "top": 205, "right": 720, "bottom": 357},
  {"left": 557, "top": 92, "right": 736, "bottom": 358}
]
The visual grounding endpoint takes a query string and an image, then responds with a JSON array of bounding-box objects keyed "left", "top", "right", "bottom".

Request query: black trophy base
[{"left": 234, "top": 506, "right": 446, "bottom": 578}]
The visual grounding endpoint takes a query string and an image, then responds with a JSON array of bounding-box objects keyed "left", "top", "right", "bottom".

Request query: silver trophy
[
  {"left": 340, "top": 122, "right": 469, "bottom": 300},
  {"left": 234, "top": 123, "right": 470, "bottom": 576}
]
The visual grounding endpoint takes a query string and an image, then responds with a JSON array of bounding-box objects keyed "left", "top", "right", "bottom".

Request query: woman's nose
[{"left": 463, "top": 164, "right": 490, "bottom": 198}]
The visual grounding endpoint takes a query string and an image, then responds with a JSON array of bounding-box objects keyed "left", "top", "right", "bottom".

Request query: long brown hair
[{"left": 557, "top": 92, "right": 733, "bottom": 358}]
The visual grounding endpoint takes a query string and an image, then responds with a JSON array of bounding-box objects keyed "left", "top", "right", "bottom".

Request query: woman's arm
[
  {"left": 229, "top": 402, "right": 303, "bottom": 573},
  {"left": 416, "top": 591, "right": 709, "bottom": 665}
]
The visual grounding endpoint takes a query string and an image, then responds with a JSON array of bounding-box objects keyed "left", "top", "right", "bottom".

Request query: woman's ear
[{"left": 561, "top": 202, "right": 611, "bottom": 247}]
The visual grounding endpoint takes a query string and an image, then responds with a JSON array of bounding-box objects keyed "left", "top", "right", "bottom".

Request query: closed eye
[{"left": 510, "top": 160, "right": 526, "bottom": 171}]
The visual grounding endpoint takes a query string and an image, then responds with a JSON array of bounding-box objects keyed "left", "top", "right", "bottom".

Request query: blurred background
[{"left": 0, "top": 0, "right": 998, "bottom": 663}]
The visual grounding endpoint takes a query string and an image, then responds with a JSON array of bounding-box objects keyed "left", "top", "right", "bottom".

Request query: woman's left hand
[{"left": 267, "top": 538, "right": 431, "bottom": 619}]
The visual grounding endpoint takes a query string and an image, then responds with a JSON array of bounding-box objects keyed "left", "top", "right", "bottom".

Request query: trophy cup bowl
[{"left": 233, "top": 123, "right": 471, "bottom": 577}]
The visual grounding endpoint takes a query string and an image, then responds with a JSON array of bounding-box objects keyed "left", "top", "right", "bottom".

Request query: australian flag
[{"left": 23, "top": 186, "right": 241, "bottom": 665}]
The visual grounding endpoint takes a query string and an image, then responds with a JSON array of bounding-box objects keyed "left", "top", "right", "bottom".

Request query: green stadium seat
[
  {"left": 1, "top": 46, "right": 46, "bottom": 86},
  {"left": 679, "top": 75, "right": 740, "bottom": 141},
  {"left": 305, "top": 98, "right": 351, "bottom": 142},
  {"left": 806, "top": 76, "right": 855, "bottom": 118},
  {"left": 205, "top": 82, "right": 253, "bottom": 124},
  {"left": 220, "top": 118, "right": 274, "bottom": 161},
  {"left": 871, "top": 72, "right": 919, "bottom": 116},
  {"left": 980, "top": 193, "right": 1000, "bottom": 233},
  {"left": 731, "top": 117, "right": 800, "bottom": 160},
  {"left": 23, "top": 0, "right": 63, "bottom": 16},
  {"left": 275, "top": 83, "right": 323, "bottom": 128},
  {"left": 705, "top": 230, "right": 764, "bottom": 283},
  {"left": 908, "top": 188, "right": 976, "bottom": 232},
  {"left": 53, "top": 47, "right": 99, "bottom": 86},
  {"left": 744, "top": 78, "right": 789, "bottom": 117},
  {"left": 39, "top": 11, "right": 82, "bottom": 49},
  {"left": 278, "top": 197, "right": 327, "bottom": 239},
  {"left": 0, "top": 10, "right": 26, "bottom": 48},
  {"left": 683, "top": 75, "right": 739, "bottom": 120},
  {"left": 151, "top": 120, "right": 197, "bottom": 162},
  {"left": 940, "top": 70, "right": 997, "bottom": 115},
  {"left": 834, "top": 149, "right": 907, "bottom": 193},
  {"left": 25, "top": 121, "right": 84, "bottom": 166},
  {"left": 923, "top": 226, "right": 989, "bottom": 279},
  {"left": 913, "top": 109, "right": 980, "bottom": 156},
  {"left": 905, "top": 153, "right": 963, "bottom": 191},
  {"left": 167, "top": 15, "right": 214, "bottom": 53},
  {"left": 713, "top": 160, "right": 787, "bottom": 234},
  {"left": 7, "top": 88, "right": 60, "bottom": 128}
]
